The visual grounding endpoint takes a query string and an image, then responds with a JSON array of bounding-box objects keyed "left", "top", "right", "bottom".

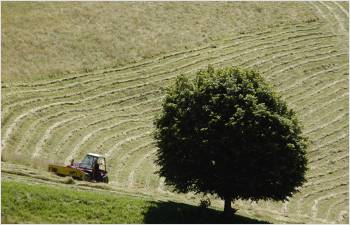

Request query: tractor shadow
[{"left": 143, "top": 200, "right": 269, "bottom": 224}]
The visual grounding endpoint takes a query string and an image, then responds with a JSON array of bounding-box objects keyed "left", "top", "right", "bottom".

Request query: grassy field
[
  {"left": 1, "top": 1, "right": 349, "bottom": 224},
  {"left": 2, "top": 1, "right": 321, "bottom": 82},
  {"left": 1, "top": 180, "right": 150, "bottom": 223},
  {"left": 1, "top": 179, "right": 268, "bottom": 224}
]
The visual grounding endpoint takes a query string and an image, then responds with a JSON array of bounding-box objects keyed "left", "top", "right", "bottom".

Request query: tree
[{"left": 154, "top": 66, "right": 308, "bottom": 216}]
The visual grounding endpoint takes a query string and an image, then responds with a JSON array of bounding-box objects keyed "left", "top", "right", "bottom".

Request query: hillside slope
[
  {"left": 2, "top": 177, "right": 269, "bottom": 224},
  {"left": 1, "top": 1, "right": 349, "bottom": 224},
  {"left": 2, "top": 1, "right": 321, "bottom": 81}
]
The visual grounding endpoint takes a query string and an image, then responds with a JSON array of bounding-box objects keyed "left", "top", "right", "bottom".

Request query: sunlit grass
[{"left": 1, "top": 180, "right": 268, "bottom": 224}]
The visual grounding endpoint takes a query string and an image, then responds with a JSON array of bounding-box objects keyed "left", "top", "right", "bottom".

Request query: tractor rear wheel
[{"left": 83, "top": 173, "right": 92, "bottom": 182}]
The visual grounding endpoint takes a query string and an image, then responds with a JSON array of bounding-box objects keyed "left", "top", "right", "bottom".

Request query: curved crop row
[{"left": 2, "top": 6, "right": 348, "bottom": 223}]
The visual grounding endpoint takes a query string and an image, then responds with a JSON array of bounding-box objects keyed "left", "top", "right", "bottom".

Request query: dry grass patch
[{"left": 1, "top": 1, "right": 320, "bottom": 82}]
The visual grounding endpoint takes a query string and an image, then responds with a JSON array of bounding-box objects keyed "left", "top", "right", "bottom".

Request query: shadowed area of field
[{"left": 143, "top": 201, "right": 269, "bottom": 224}]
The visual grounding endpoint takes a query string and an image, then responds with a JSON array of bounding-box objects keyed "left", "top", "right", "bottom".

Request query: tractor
[{"left": 48, "top": 153, "right": 109, "bottom": 183}]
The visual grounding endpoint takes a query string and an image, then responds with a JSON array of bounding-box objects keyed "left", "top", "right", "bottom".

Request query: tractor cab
[
  {"left": 78, "top": 153, "right": 107, "bottom": 172},
  {"left": 69, "top": 153, "right": 108, "bottom": 183}
]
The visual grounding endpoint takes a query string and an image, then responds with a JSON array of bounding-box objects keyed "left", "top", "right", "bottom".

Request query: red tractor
[{"left": 49, "top": 153, "right": 109, "bottom": 183}]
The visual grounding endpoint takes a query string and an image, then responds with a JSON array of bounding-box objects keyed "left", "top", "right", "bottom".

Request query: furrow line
[
  {"left": 33, "top": 106, "right": 157, "bottom": 161},
  {"left": 65, "top": 118, "right": 153, "bottom": 163},
  {"left": 81, "top": 118, "right": 152, "bottom": 156},
  {"left": 304, "top": 174, "right": 349, "bottom": 189},
  {"left": 105, "top": 131, "right": 153, "bottom": 159},
  {"left": 4, "top": 46, "right": 200, "bottom": 89},
  {"left": 8, "top": 111, "right": 74, "bottom": 155},
  {"left": 4, "top": 55, "right": 346, "bottom": 163},
  {"left": 282, "top": 71, "right": 348, "bottom": 106},
  {"left": 145, "top": 158, "right": 160, "bottom": 191},
  {"left": 55, "top": 120, "right": 146, "bottom": 158},
  {"left": 303, "top": 105, "right": 345, "bottom": 131},
  {"left": 286, "top": 77, "right": 348, "bottom": 110},
  {"left": 15, "top": 96, "right": 158, "bottom": 159},
  {"left": 52, "top": 96, "right": 161, "bottom": 156},
  {"left": 216, "top": 32, "right": 331, "bottom": 65},
  {"left": 309, "top": 124, "right": 348, "bottom": 151},
  {"left": 89, "top": 125, "right": 154, "bottom": 154},
  {"left": 293, "top": 89, "right": 347, "bottom": 120},
  {"left": 278, "top": 63, "right": 348, "bottom": 94},
  {"left": 64, "top": 118, "right": 153, "bottom": 164},
  {"left": 127, "top": 149, "right": 157, "bottom": 188},
  {"left": 1, "top": 102, "right": 73, "bottom": 151},
  {"left": 113, "top": 141, "right": 155, "bottom": 185},
  {"left": 236, "top": 202, "right": 333, "bottom": 224},
  {"left": 307, "top": 135, "right": 347, "bottom": 165},
  {"left": 292, "top": 89, "right": 347, "bottom": 123},
  {"left": 325, "top": 197, "right": 348, "bottom": 221},
  {"left": 31, "top": 115, "right": 83, "bottom": 159},
  {"left": 4, "top": 41, "right": 340, "bottom": 134},
  {"left": 311, "top": 191, "right": 348, "bottom": 220},
  {"left": 3, "top": 50, "right": 214, "bottom": 126},
  {"left": 243, "top": 43, "right": 334, "bottom": 70},
  {"left": 219, "top": 34, "right": 341, "bottom": 75},
  {"left": 300, "top": 92, "right": 348, "bottom": 119},
  {"left": 5, "top": 31, "right": 336, "bottom": 123},
  {"left": 304, "top": 111, "right": 348, "bottom": 135},
  {"left": 307, "top": 164, "right": 348, "bottom": 181},
  {"left": 266, "top": 51, "right": 346, "bottom": 79},
  {"left": 53, "top": 108, "right": 155, "bottom": 161},
  {"left": 310, "top": 151, "right": 348, "bottom": 170},
  {"left": 2, "top": 97, "right": 43, "bottom": 124},
  {"left": 219, "top": 23, "right": 323, "bottom": 44},
  {"left": 308, "top": 1, "right": 327, "bottom": 20},
  {"left": 242, "top": 42, "right": 334, "bottom": 68},
  {"left": 320, "top": 1, "right": 347, "bottom": 33},
  {"left": 3, "top": 46, "right": 204, "bottom": 98},
  {"left": 308, "top": 138, "right": 348, "bottom": 163},
  {"left": 334, "top": 1, "right": 349, "bottom": 17},
  {"left": 2, "top": 27, "right": 330, "bottom": 109},
  {"left": 3, "top": 23, "right": 322, "bottom": 90},
  {"left": 308, "top": 147, "right": 347, "bottom": 169},
  {"left": 2, "top": 88, "right": 161, "bottom": 151},
  {"left": 253, "top": 50, "right": 344, "bottom": 86},
  {"left": 229, "top": 35, "right": 339, "bottom": 74},
  {"left": 2, "top": 26, "right": 328, "bottom": 108},
  {"left": 5, "top": 38, "right": 333, "bottom": 149},
  {"left": 296, "top": 182, "right": 348, "bottom": 216}
]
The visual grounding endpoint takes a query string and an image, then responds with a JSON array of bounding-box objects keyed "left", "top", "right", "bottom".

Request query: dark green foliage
[{"left": 154, "top": 66, "right": 308, "bottom": 204}]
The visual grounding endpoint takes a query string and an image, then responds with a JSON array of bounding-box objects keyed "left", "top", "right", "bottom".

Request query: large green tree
[{"left": 154, "top": 66, "right": 308, "bottom": 216}]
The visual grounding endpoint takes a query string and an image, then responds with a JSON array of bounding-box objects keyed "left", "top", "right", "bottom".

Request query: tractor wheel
[
  {"left": 83, "top": 173, "right": 92, "bottom": 182},
  {"left": 103, "top": 176, "right": 109, "bottom": 183}
]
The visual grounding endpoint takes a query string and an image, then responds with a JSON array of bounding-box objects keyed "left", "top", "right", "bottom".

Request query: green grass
[
  {"left": 1, "top": 180, "right": 268, "bottom": 224},
  {"left": 1, "top": 1, "right": 348, "bottom": 224}
]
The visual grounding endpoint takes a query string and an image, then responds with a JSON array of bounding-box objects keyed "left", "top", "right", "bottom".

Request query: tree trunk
[{"left": 223, "top": 197, "right": 233, "bottom": 217}]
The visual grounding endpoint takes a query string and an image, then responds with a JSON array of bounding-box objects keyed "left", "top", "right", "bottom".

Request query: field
[
  {"left": 1, "top": 1, "right": 349, "bottom": 224},
  {"left": 2, "top": 1, "right": 320, "bottom": 82},
  {"left": 2, "top": 179, "right": 268, "bottom": 224}
]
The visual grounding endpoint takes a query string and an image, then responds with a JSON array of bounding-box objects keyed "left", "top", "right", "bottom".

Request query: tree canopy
[{"left": 154, "top": 66, "right": 308, "bottom": 215}]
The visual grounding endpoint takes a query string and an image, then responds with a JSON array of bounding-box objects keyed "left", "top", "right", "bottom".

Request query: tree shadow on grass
[{"left": 143, "top": 200, "right": 269, "bottom": 224}]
